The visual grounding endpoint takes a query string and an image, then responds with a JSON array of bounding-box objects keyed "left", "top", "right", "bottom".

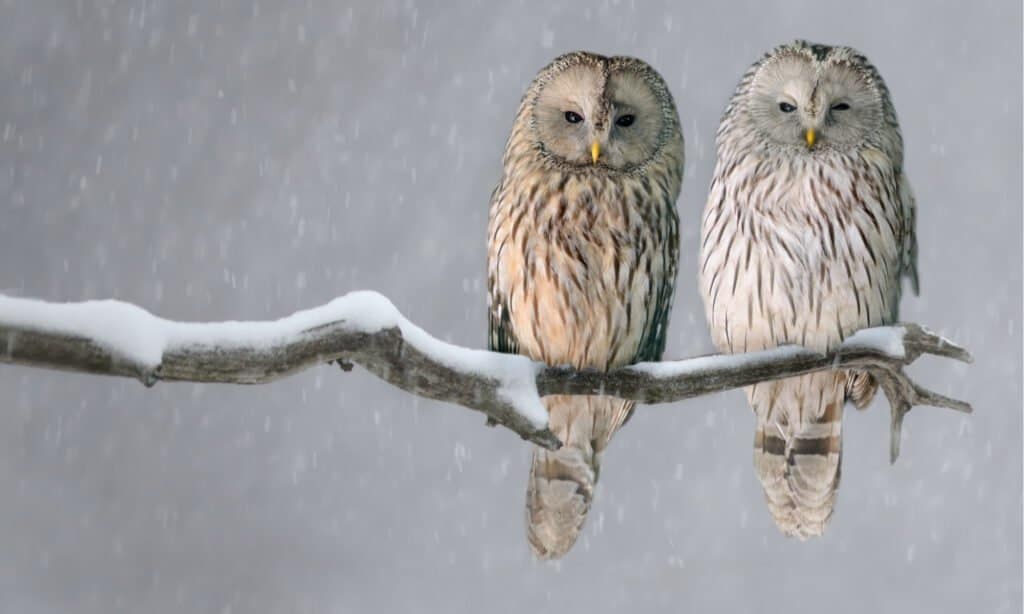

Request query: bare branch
[{"left": 0, "top": 292, "right": 971, "bottom": 458}]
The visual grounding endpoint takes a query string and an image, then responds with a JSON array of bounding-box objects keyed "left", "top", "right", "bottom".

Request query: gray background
[{"left": 0, "top": 1, "right": 1020, "bottom": 612}]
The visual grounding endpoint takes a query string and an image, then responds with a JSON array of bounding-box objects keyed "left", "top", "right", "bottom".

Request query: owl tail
[
  {"left": 751, "top": 375, "right": 845, "bottom": 540},
  {"left": 525, "top": 395, "right": 633, "bottom": 559}
]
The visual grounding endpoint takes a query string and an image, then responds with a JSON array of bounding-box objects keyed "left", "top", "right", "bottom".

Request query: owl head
[
  {"left": 734, "top": 41, "right": 901, "bottom": 155},
  {"left": 523, "top": 51, "right": 682, "bottom": 171}
]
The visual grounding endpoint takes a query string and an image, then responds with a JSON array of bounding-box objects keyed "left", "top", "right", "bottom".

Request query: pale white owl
[{"left": 699, "top": 41, "right": 918, "bottom": 538}]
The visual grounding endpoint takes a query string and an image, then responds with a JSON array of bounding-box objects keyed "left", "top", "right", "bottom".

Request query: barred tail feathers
[
  {"left": 750, "top": 373, "right": 845, "bottom": 539},
  {"left": 526, "top": 395, "right": 633, "bottom": 559}
]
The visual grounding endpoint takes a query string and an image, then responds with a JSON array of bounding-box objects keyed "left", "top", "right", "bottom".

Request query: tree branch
[
  {"left": 538, "top": 323, "right": 972, "bottom": 462},
  {"left": 0, "top": 292, "right": 971, "bottom": 460}
]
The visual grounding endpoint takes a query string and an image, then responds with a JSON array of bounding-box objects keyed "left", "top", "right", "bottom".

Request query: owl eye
[
  {"left": 778, "top": 102, "right": 796, "bottom": 113},
  {"left": 564, "top": 111, "right": 583, "bottom": 124},
  {"left": 831, "top": 102, "right": 851, "bottom": 111},
  {"left": 615, "top": 114, "right": 636, "bottom": 127}
]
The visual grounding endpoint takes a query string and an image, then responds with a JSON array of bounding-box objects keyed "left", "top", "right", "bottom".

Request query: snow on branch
[{"left": 0, "top": 291, "right": 972, "bottom": 461}]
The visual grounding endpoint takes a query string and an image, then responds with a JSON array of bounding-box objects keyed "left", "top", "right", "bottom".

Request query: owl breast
[
  {"left": 489, "top": 171, "right": 676, "bottom": 371},
  {"left": 700, "top": 149, "right": 905, "bottom": 356}
]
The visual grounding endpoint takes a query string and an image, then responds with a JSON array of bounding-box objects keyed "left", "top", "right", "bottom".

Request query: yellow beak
[
  {"left": 591, "top": 141, "right": 601, "bottom": 164},
  {"left": 805, "top": 128, "right": 816, "bottom": 149}
]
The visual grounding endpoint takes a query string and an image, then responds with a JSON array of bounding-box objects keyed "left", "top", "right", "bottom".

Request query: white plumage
[{"left": 699, "top": 41, "right": 918, "bottom": 538}]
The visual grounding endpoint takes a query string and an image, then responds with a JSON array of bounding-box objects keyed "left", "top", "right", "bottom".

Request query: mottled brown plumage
[
  {"left": 487, "top": 51, "right": 684, "bottom": 558},
  {"left": 699, "top": 41, "right": 918, "bottom": 538}
]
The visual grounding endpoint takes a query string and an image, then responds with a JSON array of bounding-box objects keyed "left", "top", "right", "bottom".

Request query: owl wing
[
  {"left": 487, "top": 294, "right": 518, "bottom": 354},
  {"left": 897, "top": 172, "right": 920, "bottom": 296},
  {"left": 631, "top": 206, "right": 680, "bottom": 363},
  {"left": 848, "top": 168, "right": 916, "bottom": 411},
  {"left": 487, "top": 183, "right": 520, "bottom": 356}
]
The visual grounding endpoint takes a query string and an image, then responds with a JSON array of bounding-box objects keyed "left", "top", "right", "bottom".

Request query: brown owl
[
  {"left": 699, "top": 41, "right": 918, "bottom": 538},
  {"left": 487, "top": 51, "right": 684, "bottom": 558}
]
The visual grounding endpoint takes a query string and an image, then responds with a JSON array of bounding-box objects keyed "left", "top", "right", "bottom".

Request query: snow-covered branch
[
  {"left": 0, "top": 291, "right": 972, "bottom": 460},
  {"left": 538, "top": 324, "right": 972, "bottom": 461}
]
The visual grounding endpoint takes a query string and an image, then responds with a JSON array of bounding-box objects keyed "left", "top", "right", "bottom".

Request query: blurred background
[{"left": 0, "top": 1, "right": 1020, "bottom": 612}]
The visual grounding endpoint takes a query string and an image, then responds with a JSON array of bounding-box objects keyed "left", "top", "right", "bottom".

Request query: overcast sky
[{"left": 0, "top": 1, "right": 1020, "bottom": 612}]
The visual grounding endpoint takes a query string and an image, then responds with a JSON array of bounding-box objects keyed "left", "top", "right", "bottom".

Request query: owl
[
  {"left": 699, "top": 41, "right": 918, "bottom": 538},
  {"left": 487, "top": 51, "right": 684, "bottom": 558}
]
